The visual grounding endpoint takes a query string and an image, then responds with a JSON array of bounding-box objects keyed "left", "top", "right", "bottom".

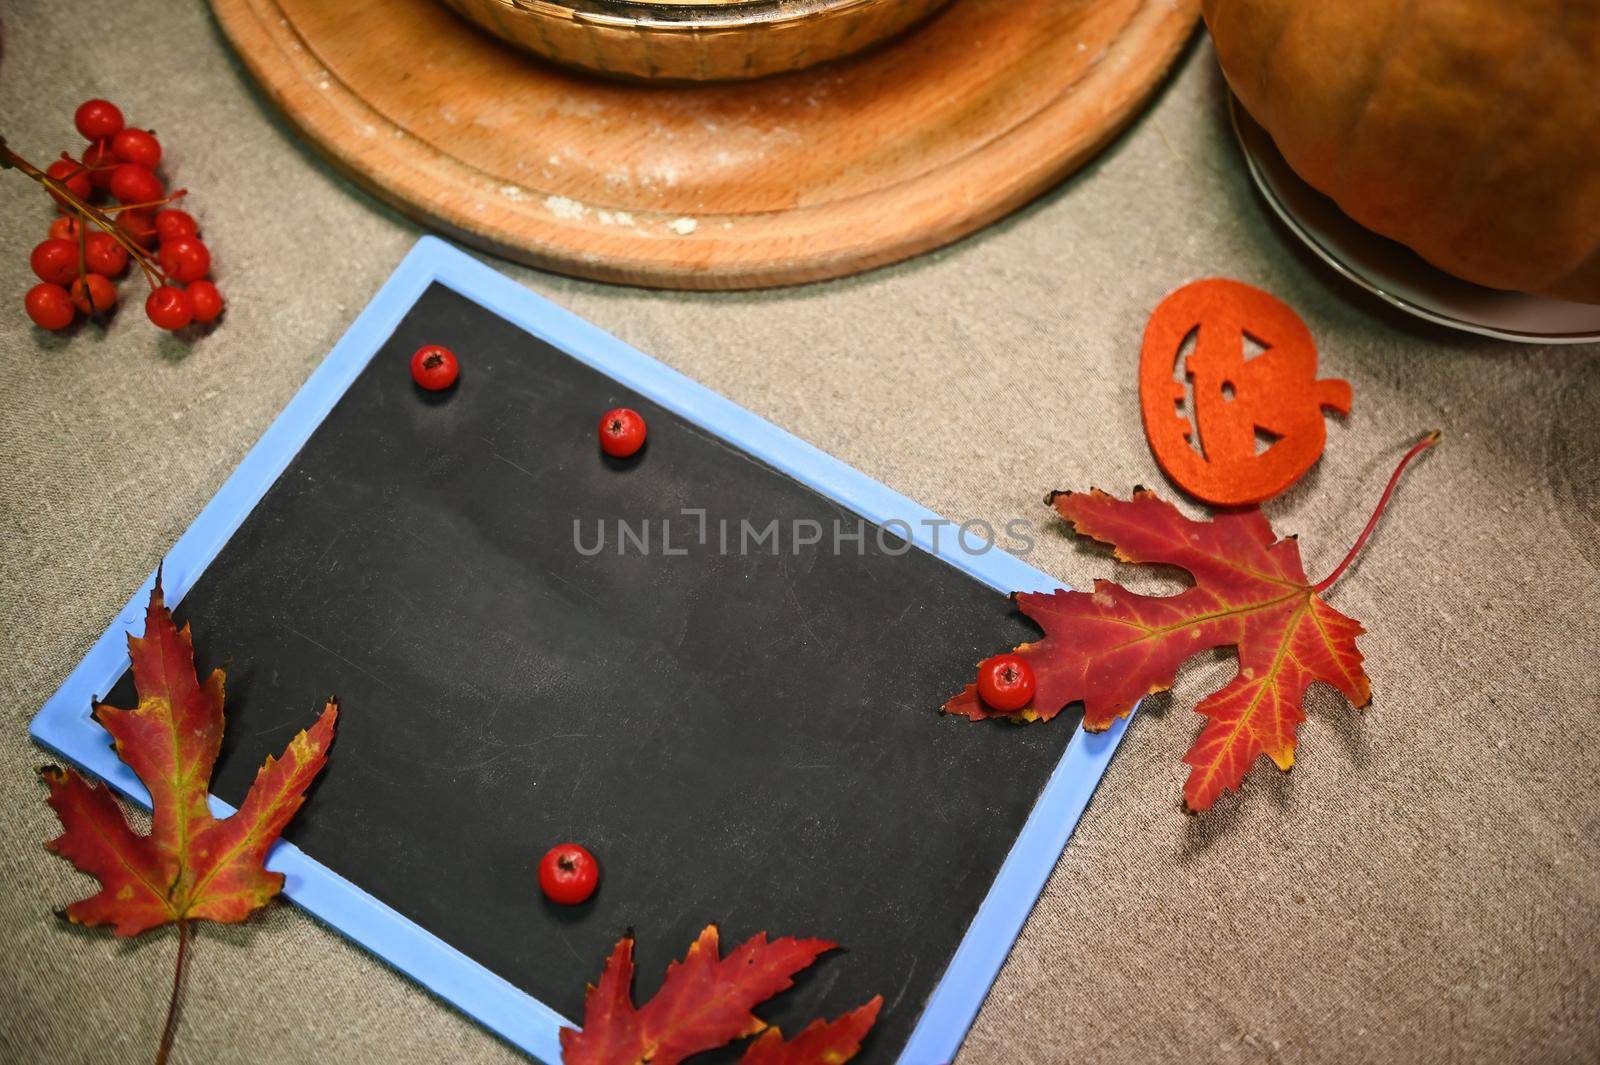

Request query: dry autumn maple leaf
[
  {"left": 38, "top": 573, "right": 338, "bottom": 1063},
  {"left": 561, "top": 924, "right": 880, "bottom": 1065},
  {"left": 946, "top": 433, "right": 1437, "bottom": 812},
  {"left": 738, "top": 998, "right": 883, "bottom": 1065}
]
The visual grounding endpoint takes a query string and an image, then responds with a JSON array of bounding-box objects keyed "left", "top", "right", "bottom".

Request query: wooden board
[{"left": 210, "top": 0, "right": 1199, "bottom": 289}]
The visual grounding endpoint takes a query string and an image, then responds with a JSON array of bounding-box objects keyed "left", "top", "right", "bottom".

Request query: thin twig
[{"left": 2, "top": 136, "right": 165, "bottom": 291}]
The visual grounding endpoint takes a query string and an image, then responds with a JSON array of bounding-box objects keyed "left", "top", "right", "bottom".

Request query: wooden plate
[{"left": 210, "top": 0, "right": 1199, "bottom": 289}]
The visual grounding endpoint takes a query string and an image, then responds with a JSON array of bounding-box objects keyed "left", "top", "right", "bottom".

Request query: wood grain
[{"left": 209, "top": 0, "right": 1199, "bottom": 289}]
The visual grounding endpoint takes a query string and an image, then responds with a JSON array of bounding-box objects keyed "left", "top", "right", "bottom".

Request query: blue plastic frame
[{"left": 30, "top": 237, "right": 1131, "bottom": 1065}]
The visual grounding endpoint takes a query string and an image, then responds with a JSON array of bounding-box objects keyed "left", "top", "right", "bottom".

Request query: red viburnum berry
[
  {"left": 158, "top": 237, "right": 210, "bottom": 283},
  {"left": 74, "top": 99, "right": 124, "bottom": 141},
  {"left": 84, "top": 232, "right": 129, "bottom": 277},
  {"left": 410, "top": 344, "right": 459, "bottom": 391},
  {"left": 538, "top": 844, "right": 599, "bottom": 905},
  {"left": 70, "top": 274, "right": 117, "bottom": 316},
  {"left": 30, "top": 239, "right": 80, "bottom": 287},
  {"left": 109, "top": 163, "right": 163, "bottom": 206},
  {"left": 145, "top": 285, "right": 194, "bottom": 331},
  {"left": 975, "top": 653, "right": 1036, "bottom": 712},
  {"left": 45, "top": 159, "right": 90, "bottom": 211},
  {"left": 187, "top": 280, "right": 224, "bottom": 324},
  {"left": 154, "top": 209, "right": 198, "bottom": 243},
  {"left": 81, "top": 140, "right": 118, "bottom": 190},
  {"left": 25, "top": 283, "right": 76, "bottom": 330},
  {"left": 598, "top": 407, "right": 647, "bottom": 458},
  {"left": 110, "top": 128, "right": 161, "bottom": 168},
  {"left": 116, "top": 208, "right": 157, "bottom": 248}
]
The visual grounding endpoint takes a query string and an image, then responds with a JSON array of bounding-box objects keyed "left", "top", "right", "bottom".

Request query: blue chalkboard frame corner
[{"left": 29, "top": 234, "right": 1132, "bottom": 1065}]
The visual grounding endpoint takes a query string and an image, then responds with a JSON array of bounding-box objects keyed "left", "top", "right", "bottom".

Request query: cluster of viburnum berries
[{"left": 18, "top": 99, "right": 222, "bottom": 333}]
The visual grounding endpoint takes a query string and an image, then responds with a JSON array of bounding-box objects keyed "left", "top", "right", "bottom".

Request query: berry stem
[
  {"left": 74, "top": 146, "right": 116, "bottom": 174},
  {"left": 1314, "top": 430, "right": 1440, "bottom": 594},
  {"left": 130, "top": 253, "right": 163, "bottom": 292},
  {"left": 2, "top": 136, "right": 166, "bottom": 291},
  {"left": 153, "top": 918, "right": 190, "bottom": 1065},
  {"left": 101, "top": 188, "right": 187, "bottom": 215},
  {"left": 52, "top": 154, "right": 91, "bottom": 179},
  {"left": 75, "top": 207, "right": 89, "bottom": 286}
]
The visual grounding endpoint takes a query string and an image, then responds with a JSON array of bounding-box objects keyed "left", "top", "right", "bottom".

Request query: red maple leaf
[
  {"left": 945, "top": 434, "right": 1436, "bottom": 811},
  {"left": 561, "top": 925, "right": 880, "bottom": 1065},
  {"left": 38, "top": 574, "right": 337, "bottom": 1059},
  {"left": 738, "top": 998, "right": 883, "bottom": 1064}
]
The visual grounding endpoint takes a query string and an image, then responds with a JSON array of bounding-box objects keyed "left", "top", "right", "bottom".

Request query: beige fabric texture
[{"left": 2, "top": 3, "right": 1597, "bottom": 1064}]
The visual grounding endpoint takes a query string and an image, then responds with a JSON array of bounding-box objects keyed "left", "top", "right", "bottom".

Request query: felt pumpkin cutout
[
  {"left": 1140, "top": 279, "right": 1350, "bottom": 506},
  {"left": 1204, "top": 0, "right": 1600, "bottom": 304}
]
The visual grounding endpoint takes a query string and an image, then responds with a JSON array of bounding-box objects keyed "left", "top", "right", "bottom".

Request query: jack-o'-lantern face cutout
[{"left": 1139, "top": 279, "right": 1351, "bottom": 506}]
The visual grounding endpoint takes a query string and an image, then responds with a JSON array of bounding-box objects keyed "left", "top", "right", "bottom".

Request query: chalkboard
[{"left": 34, "top": 239, "right": 1127, "bottom": 1065}]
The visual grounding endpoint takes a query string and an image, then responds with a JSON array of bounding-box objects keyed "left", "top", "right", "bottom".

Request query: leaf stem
[
  {"left": 154, "top": 919, "right": 190, "bottom": 1065},
  {"left": 1314, "top": 430, "right": 1440, "bottom": 594}
]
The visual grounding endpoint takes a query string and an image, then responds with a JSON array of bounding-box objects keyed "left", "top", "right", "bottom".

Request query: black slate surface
[{"left": 105, "top": 283, "right": 1080, "bottom": 1062}]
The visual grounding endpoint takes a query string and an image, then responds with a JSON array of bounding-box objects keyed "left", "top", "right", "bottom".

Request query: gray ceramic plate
[{"left": 1230, "top": 96, "right": 1600, "bottom": 345}]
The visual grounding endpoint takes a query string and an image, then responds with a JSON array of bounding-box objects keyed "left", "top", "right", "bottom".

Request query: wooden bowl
[{"left": 435, "top": 0, "right": 955, "bottom": 81}]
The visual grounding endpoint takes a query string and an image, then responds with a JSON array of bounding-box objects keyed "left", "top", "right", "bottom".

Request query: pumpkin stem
[{"left": 1314, "top": 430, "right": 1440, "bottom": 594}]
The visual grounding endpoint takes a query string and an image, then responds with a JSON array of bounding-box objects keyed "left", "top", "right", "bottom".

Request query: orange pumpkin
[{"left": 1204, "top": 1, "right": 1600, "bottom": 304}]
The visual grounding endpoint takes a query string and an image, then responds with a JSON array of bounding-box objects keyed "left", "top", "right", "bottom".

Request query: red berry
[
  {"left": 45, "top": 159, "right": 91, "bottom": 210},
  {"left": 975, "top": 654, "right": 1036, "bottom": 712},
  {"left": 26, "top": 283, "right": 76, "bottom": 330},
  {"left": 538, "top": 843, "right": 599, "bottom": 905},
  {"left": 598, "top": 407, "right": 647, "bottom": 458},
  {"left": 410, "top": 344, "right": 459, "bottom": 391},
  {"left": 70, "top": 274, "right": 117, "bottom": 316},
  {"left": 30, "top": 239, "right": 80, "bottom": 286},
  {"left": 145, "top": 285, "right": 194, "bottom": 331},
  {"left": 110, "top": 128, "right": 161, "bottom": 168},
  {"left": 158, "top": 237, "right": 211, "bottom": 283},
  {"left": 154, "top": 209, "right": 198, "bottom": 243},
  {"left": 74, "top": 99, "right": 124, "bottom": 141},
  {"left": 82, "top": 141, "right": 118, "bottom": 190},
  {"left": 48, "top": 216, "right": 83, "bottom": 241},
  {"left": 117, "top": 208, "right": 157, "bottom": 248},
  {"left": 187, "top": 280, "right": 224, "bottom": 324},
  {"left": 109, "top": 163, "right": 163, "bottom": 206},
  {"left": 84, "top": 232, "right": 129, "bottom": 276}
]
